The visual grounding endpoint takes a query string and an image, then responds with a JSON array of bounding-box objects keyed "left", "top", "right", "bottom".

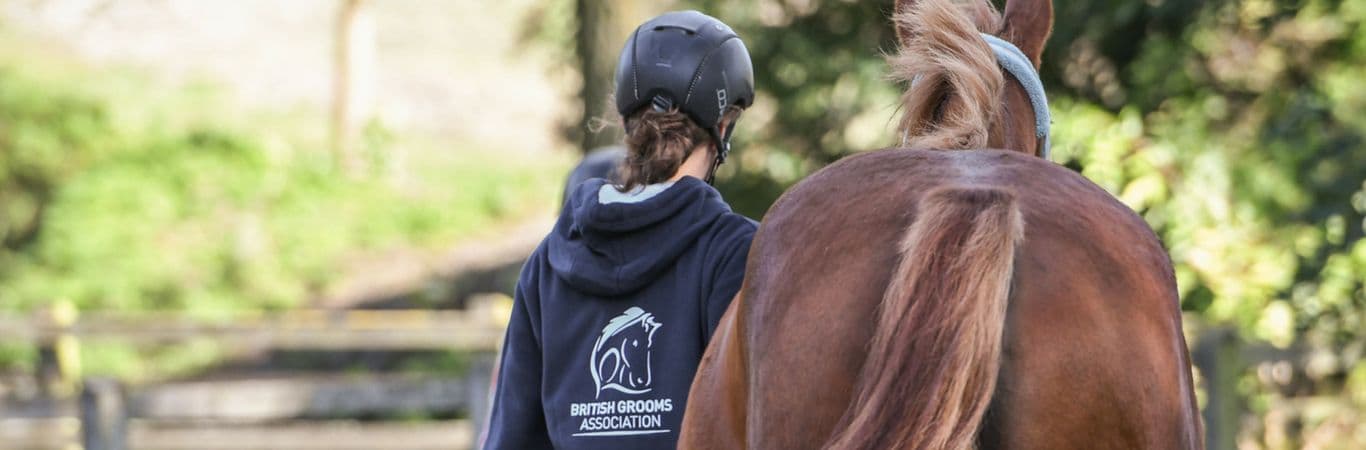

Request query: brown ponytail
[
  {"left": 616, "top": 106, "right": 742, "bottom": 192},
  {"left": 617, "top": 107, "right": 710, "bottom": 192}
]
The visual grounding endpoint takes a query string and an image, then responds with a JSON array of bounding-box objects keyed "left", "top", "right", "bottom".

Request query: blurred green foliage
[
  {"left": 684, "top": 0, "right": 1365, "bottom": 347},
  {"left": 0, "top": 43, "right": 567, "bottom": 378},
  {"left": 692, "top": 0, "right": 904, "bottom": 194}
]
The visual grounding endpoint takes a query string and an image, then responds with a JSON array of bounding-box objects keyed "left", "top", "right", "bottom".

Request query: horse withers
[{"left": 679, "top": 0, "right": 1203, "bottom": 449}]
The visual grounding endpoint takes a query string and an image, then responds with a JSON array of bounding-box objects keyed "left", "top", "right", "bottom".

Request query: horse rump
[{"left": 824, "top": 186, "right": 1023, "bottom": 450}]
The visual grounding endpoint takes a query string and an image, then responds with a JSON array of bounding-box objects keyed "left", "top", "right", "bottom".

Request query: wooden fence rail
[
  {"left": 1, "top": 417, "right": 474, "bottom": 450},
  {"left": 0, "top": 299, "right": 510, "bottom": 450},
  {"left": 0, "top": 306, "right": 508, "bottom": 351}
]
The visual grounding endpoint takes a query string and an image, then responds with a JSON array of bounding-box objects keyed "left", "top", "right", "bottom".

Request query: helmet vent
[{"left": 652, "top": 25, "right": 697, "bottom": 35}]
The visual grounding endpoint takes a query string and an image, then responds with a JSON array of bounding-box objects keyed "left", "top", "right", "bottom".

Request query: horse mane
[{"left": 891, "top": 0, "right": 1004, "bottom": 150}]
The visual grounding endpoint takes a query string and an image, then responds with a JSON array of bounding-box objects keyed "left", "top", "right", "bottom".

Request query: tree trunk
[
  {"left": 574, "top": 1, "right": 655, "bottom": 155},
  {"left": 331, "top": 0, "right": 376, "bottom": 174}
]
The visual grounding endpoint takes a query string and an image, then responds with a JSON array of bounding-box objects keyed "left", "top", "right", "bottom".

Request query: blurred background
[{"left": 0, "top": 0, "right": 1361, "bottom": 449}]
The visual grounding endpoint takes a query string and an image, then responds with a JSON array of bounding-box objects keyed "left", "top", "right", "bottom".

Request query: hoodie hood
[{"left": 548, "top": 176, "right": 731, "bottom": 296}]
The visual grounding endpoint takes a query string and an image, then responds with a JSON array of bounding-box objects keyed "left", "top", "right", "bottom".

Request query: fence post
[
  {"left": 80, "top": 377, "right": 128, "bottom": 450},
  {"left": 466, "top": 351, "right": 497, "bottom": 449},
  {"left": 466, "top": 293, "right": 508, "bottom": 449},
  {"left": 1194, "top": 328, "right": 1243, "bottom": 450},
  {"left": 37, "top": 299, "right": 81, "bottom": 398}
]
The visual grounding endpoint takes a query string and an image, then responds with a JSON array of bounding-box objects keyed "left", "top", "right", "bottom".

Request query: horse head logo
[{"left": 590, "top": 307, "right": 663, "bottom": 397}]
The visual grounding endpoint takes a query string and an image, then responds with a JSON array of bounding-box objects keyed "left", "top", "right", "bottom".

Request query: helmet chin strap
[
  {"left": 704, "top": 141, "right": 727, "bottom": 185},
  {"left": 703, "top": 120, "right": 736, "bottom": 185}
]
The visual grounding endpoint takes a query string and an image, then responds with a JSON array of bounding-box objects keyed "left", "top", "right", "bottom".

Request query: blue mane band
[{"left": 980, "top": 33, "right": 1052, "bottom": 160}]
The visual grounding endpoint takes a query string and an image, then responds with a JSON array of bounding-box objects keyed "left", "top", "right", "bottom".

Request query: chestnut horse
[{"left": 679, "top": 0, "right": 1203, "bottom": 448}]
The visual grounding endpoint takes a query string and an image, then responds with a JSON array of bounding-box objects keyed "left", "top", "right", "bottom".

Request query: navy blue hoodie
[{"left": 484, "top": 176, "right": 756, "bottom": 450}]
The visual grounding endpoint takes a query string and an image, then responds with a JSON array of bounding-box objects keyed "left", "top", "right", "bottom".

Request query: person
[
  {"left": 561, "top": 146, "right": 625, "bottom": 209},
  {"left": 482, "top": 10, "right": 756, "bottom": 450}
]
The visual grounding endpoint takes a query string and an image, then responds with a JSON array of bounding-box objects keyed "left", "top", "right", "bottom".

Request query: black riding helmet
[{"left": 614, "top": 10, "right": 754, "bottom": 184}]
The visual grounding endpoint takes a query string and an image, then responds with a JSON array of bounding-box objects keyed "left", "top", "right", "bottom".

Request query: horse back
[{"left": 722, "top": 148, "right": 1200, "bottom": 449}]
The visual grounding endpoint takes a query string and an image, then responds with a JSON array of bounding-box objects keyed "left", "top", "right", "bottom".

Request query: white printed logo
[
  {"left": 716, "top": 88, "right": 728, "bottom": 117},
  {"left": 590, "top": 307, "right": 662, "bottom": 397},
  {"left": 572, "top": 307, "right": 674, "bottom": 437}
]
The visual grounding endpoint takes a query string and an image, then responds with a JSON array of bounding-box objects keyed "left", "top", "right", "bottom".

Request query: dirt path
[{"left": 315, "top": 217, "right": 554, "bottom": 309}]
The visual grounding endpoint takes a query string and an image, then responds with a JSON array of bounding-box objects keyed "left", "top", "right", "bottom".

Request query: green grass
[{"left": 0, "top": 35, "right": 570, "bottom": 380}]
